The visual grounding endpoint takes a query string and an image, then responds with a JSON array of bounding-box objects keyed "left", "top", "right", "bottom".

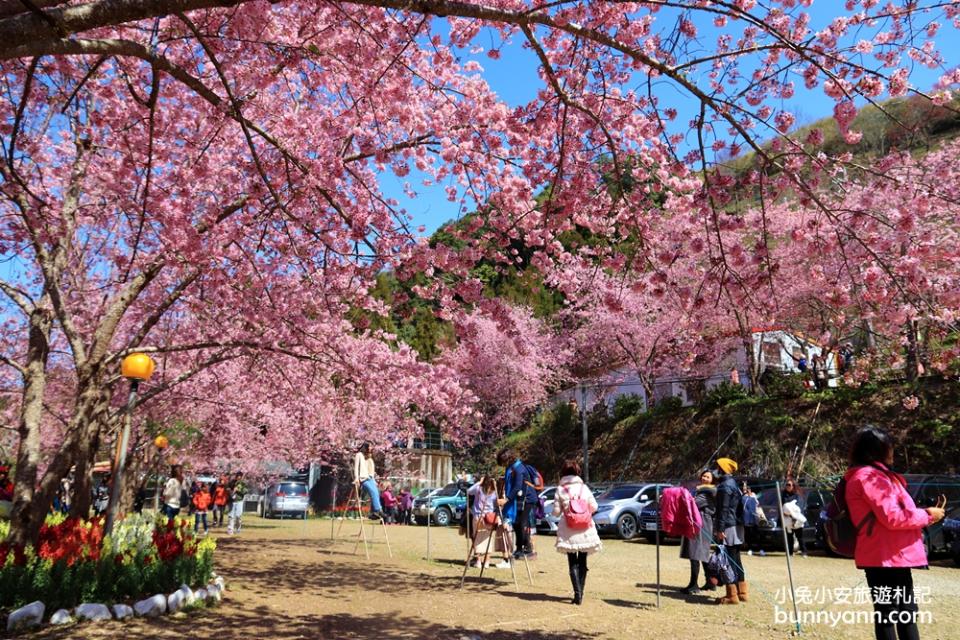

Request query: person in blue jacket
[{"left": 496, "top": 448, "right": 538, "bottom": 558}]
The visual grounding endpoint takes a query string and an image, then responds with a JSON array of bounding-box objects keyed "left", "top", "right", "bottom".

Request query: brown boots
[
  {"left": 717, "top": 583, "right": 740, "bottom": 605},
  {"left": 716, "top": 581, "right": 749, "bottom": 604},
  {"left": 737, "top": 581, "right": 749, "bottom": 602}
]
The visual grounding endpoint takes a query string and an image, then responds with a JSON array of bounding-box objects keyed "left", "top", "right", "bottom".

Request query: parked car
[
  {"left": 815, "top": 474, "right": 960, "bottom": 560},
  {"left": 412, "top": 482, "right": 466, "bottom": 526},
  {"left": 537, "top": 482, "right": 614, "bottom": 534},
  {"left": 535, "top": 485, "right": 559, "bottom": 533},
  {"left": 260, "top": 481, "right": 309, "bottom": 519},
  {"left": 593, "top": 483, "right": 673, "bottom": 540},
  {"left": 755, "top": 486, "right": 831, "bottom": 552}
]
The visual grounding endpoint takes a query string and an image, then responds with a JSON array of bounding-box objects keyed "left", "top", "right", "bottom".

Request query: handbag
[
  {"left": 706, "top": 548, "right": 736, "bottom": 586},
  {"left": 483, "top": 512, "right": 497, "bottom": 526}
]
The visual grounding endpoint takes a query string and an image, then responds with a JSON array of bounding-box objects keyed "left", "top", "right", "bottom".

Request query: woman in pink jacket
[{"left": 844, "top": 426, "right": 944, "bottom": 640}]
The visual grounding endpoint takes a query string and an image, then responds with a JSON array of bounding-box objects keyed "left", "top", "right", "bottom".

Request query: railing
[{"left": 410, "top": 432, "right": 453, "bottom": 451}]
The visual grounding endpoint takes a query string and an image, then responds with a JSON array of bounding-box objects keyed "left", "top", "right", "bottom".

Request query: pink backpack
[{"left": 563, "top": 483, "right": 593, "bottom": 530}]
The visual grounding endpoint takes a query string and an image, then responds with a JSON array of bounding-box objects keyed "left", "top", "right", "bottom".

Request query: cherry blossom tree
[
  {"left": 441, "top": 301, "right": 567, "bottom": 429},
  {"left": 3, "top": 0, "right": 960, "bottom": 545}
]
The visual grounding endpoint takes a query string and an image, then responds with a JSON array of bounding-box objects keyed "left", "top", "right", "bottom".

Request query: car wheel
[
  {"left": 617, "top": 513, "right": 638, "bottom": 540},
  {"left": 434, "top": 506, "right": 452, "bottom": 527}
]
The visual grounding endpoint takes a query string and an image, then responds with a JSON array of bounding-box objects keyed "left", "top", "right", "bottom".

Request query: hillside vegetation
[{"left": 500, "top": 376, "right": 960, "bottom": 484}]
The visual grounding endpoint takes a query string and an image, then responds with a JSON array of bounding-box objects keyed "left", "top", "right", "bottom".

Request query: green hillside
[{"left": 495, "top": 376, "right": 960, "bottom": 483}]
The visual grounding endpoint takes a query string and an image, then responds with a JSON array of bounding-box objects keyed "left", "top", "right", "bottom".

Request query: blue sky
[{"left": 382, "top": 5, "right": 960, "bottom": 235}]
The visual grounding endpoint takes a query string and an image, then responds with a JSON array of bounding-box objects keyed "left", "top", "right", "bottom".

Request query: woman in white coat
[{"left": 553, "top": 459, "right": 602, "bottom": 605}]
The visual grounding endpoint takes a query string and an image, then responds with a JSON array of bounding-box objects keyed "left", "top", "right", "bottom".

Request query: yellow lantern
[
  {"left": 154, "top": 435, "right": 169, "bottom": 449},
  {"left": 121, "top": 353, "right": 156, "bottom": 381}
]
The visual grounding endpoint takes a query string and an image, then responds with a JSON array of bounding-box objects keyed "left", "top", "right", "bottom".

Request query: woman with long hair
[{"left": 844, "top": 426, "right": 944, "bottom": 640}]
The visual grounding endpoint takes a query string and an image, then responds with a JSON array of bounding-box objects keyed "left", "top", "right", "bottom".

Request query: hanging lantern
[
  {"left": 121, "top": 353, "right": 156, "bottom": 381},
  {"left": 154, "top": 435, "right": 169, "bottom": 449}
]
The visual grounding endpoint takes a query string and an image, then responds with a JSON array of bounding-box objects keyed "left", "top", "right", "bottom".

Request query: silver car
[
  {"left": 592, "top": 483, "right": 672, "bottom": 540},
  {"left": 260, "top": 481, "right": 309, "bottom": 519},
  {"left": 537, "top": 483, "right": 613, "bottom": 534},
  {"left": 535, "top": 486, "right": 559, "bottom": 533}
]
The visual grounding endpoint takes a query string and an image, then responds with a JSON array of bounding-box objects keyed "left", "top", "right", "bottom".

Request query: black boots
[
  {"left": 579, "top": 563, "right": 588, "bottom": 603},
  {"left": 568, "top": 563, "right": 582, "bottom": 605},
  {"left": 568, "top": 554, "right": 587, "bottom": 605}
]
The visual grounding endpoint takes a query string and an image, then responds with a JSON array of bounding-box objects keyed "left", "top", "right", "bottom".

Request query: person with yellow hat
[{"left": 714, "top": 457, "right": 748, "bottom": 604}]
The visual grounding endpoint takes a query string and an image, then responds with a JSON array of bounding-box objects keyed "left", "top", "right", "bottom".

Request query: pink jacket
[
  {"left": 844, "top": 463, "right": 932, "bottom": 569},
  {"left": 660, "top": 486, "right": 702, "bottom": 539}
]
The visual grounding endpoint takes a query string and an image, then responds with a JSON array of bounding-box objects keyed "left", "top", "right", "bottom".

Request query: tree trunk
[
  {"left": 10, "top": 371, "right": 113, "bottom": 545},
  {"left": 905, "top": 320, "right": 920, "bottom": 381},
  {"left": 8, "top": 306, "right": 54, "bottom": 548},
  {"left": 69, "top": 430, "right": 101, "bottom": 519}
]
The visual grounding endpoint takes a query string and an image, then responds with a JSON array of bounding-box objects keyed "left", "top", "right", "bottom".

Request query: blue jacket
[{"left": 741, "top": 494, "right": 759, "bottom": 526}]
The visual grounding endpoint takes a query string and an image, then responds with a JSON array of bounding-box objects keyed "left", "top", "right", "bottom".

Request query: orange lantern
[
  {"left": 121, "top": 353, "right": 156, "bottom": 381},
  {"left": 154, "top": 435, "right": 169, "bottom": 449}
]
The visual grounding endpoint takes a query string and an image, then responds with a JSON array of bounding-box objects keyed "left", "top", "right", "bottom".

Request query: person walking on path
[
  {"left": 780, "top": 479, "right": 807, "bottom": 557},
  {"left": 741, "top": 483, "right": 762, "bottom": 556},
  {"left": 227, "top": 471, "right": 247, "bottom": 534},
  {"left": 496, "top": 448, "right": 538, "bottom": 558},
  {"left": 92, "top": 473, "right": 111, "bottom": 517},
  {"left": 844, "top": 426, "right": 944, "bottom": 640},
  {"left": 680, "top": 470, "right": 717, "bottom": 594},
  {"left": 212, "top": 477, "right": 229, "bottom": 527},
  {"left": 162, "top": 465, "right": 184, "bottom": 519},
  {"left": 553, "top": 460, "right": 601, "bottom": 605},
  {"left": 398, "top": 487, "right": 413, "bottom": 525},
  {"left": 353, "top": 443, "right": 383, "bottom": 520},
  {"left": 193, "top": 483, "right": 212, "bottom": 534},
  {"left": 714, "top": 457, "right": 747, "bottom": 604}
]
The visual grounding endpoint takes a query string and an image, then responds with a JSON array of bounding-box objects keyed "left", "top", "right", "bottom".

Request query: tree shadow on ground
[
  {"left": 498, "top": 591, "right": 571, "bottom": 603},
  {"left": 602, "top": 598, "right": 657, "bottom": 610},
  {"left": 634, "top": 582, "right": 717, "bottom": 604},
  {"left": 32, "top": 608, "right": 603, "bottom": 640}
]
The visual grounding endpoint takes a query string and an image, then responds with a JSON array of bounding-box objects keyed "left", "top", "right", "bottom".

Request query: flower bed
[{"left": 0, "top": 514, "right": 215, "bottom": 611}]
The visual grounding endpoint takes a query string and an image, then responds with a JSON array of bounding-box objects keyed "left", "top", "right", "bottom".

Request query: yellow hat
[{"left": 717, "top": 457, "right": 739, "bottom": 474}]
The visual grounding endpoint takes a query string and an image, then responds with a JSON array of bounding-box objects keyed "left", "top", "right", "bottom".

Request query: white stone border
[{"left": 5, "top": 573, "right": 226, "bottom": 633}]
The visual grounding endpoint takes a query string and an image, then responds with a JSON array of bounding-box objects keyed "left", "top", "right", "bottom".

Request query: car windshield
[
  {"left": 280, "top": 483, "right": 307, "bottom": 495},
  {"left": 757, "top": 488, "right": 796, "bottom": 507},
  {"left": 542, "top": 488, "right": 557, "bottom": 500},
  {"left": 416, "top": 489, "right": 434, "bottom": 498},
  {"left": 599, "top": 486, "right": 641, "bottom": 501},
  {"left": 436, "top": 484, "right": 460, "bottom": 497}
]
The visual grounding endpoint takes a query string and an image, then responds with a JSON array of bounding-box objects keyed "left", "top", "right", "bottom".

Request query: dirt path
[{"left": 31, "top": 516, "right": 959, "bottom": 639}]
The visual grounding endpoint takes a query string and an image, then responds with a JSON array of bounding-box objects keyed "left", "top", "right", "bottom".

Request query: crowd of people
[
  {"left": 3, "top": 423, "right": 959, "bottom": 639},
  {"left": 160, "top": 465, "right": 249, "bottom": 535},
  {"left": 351, "top": 425, "right": 955, "bottom": 639}
]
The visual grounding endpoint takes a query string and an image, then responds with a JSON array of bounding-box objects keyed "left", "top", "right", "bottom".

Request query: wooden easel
[
  {"left": 332, "top": 483, "right": 392, "bottom": 560},
  {"left": 459, "top": 500, "right": 532, "bottom": 588}
]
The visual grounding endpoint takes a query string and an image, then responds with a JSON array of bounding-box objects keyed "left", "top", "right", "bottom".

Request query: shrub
[
  {"left": 699, "top": 381, "right": 750, "bottom": 411},
  {"left": 760, "top": 370, "right": 807, "bottom": 399},
  {"left": 0, "top": 514, "right": 215, "bottom": 610},
  {"left": 651, "top": 395, "right": 684, "bottom": 414},
  {"left": 612, "top": 394, "right": 646, "bottom": 422}
]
